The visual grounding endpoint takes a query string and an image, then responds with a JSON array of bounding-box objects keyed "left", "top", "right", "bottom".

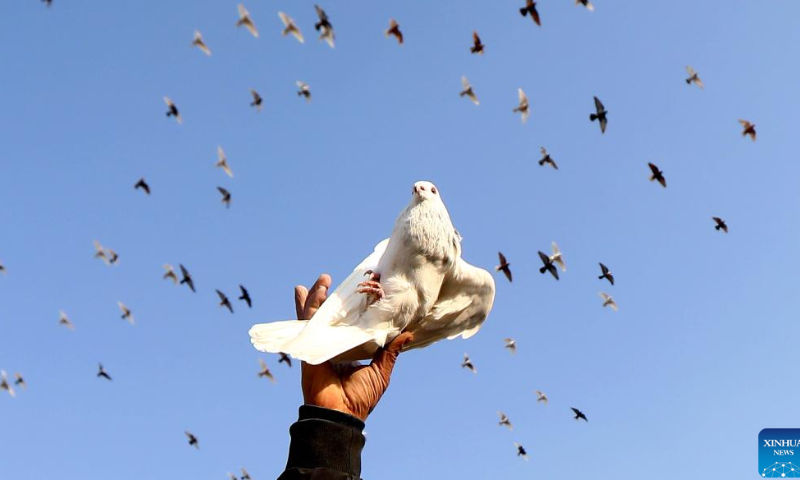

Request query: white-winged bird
[
  {"left": 279, "top": 12, "right": 304, "bottom": 43},
  {"left": 504, "top": 337, "right": 516, "bottom": 354},
  {"left": 218, "top": 186, "right": 231, "bottom": 208},
  {"left": 1, "top": 371, "right": 15, "bottom": 398},
  {"left": 314, "top": 5, "right": 335, "bottom": 48},
  {"left": 514, "top": 443, "right": 529, "bottom": 460},
  {"left": 59, "top": 310, "right": 75, "bottom": 330},
  {"left": 685, "top": 65, "right": 703, "bottom": 89},
  {"left": 163, "top": 264, "right": 178, "bottom": 284},
  {"left": 386, "top": 19, "right": 403, "bottom": 44},
  {"left": 590, "top": 96, "right": 607, "bottom": 133},
  {"left": 550, "top": 241, "right": 566, "bottom": 272},
  {"left": 461, "top": 353, "right": 476, "bottom": 374},
  {"left": 598, "top": 262, "right": 614, "bottom": 285},
  {"left": 185, "top": 431, "right": 199, "bottom": 449},
  {"left": 498, "top": 412, "right": 513, "bottom": 430},
  {"left": 519, "top": 0, "right": 541, "bottom": 26},
  {"left": 712, "top": 217, "right": 728, "bottom": 233},
  {"left": 571, "top": 407, "right": 588, "bottom": 421},
  {"left": 216, "top": 290, "right": 234, "bottom": 313},
  {"left": 296, "top": 81, "right": 311, "bottom": 102},
  {"left": 459, "top": 76, "right": 480, "bottom": 105},
  {"left": 648, "top": 162, "right": 666, "bottom": 188},
  {"left": 97, "top": 363, "right": 112, "bottom": 381},
  {"left": 117, "top": 302, "right": 134, "bottom": 325},
  {"left": 599, "top": 292, "right": 618, "bottom": 311},
  {"left": 258, "top": 358, "right": 275, "bottom": 382},
  {"left": 164, "top": 96, "right": 182, "bottom": 124},
  {"left": 237, "top": 4, "right": 259, "bottom": 38},
  {"left": 179, "top": 264, "right": 195, "bottom": 292},
  {"left": 216, "top": 147, "right": 233, "bottom": 178},
  {"left": 470, "top": 31, "right": 484, "bottom": 54},
  {"left": 739, "top": 119, "right": 756, "bottom": 141},
  {"left": 238, "top": 285, "right": 252, "bottom": 308},
  {"left": 538, "top": 147, "right": 558, "bottom": 170},
  {"left": 192, "top": 30, "right": 212, "bottom": 56},
  {"left": 535, "top": 390, "right": 548, "bottom": 405},
  {"left": 576, "top": 0, "right": 595, "bottom": 10},
  {"left": 134, "top": 178, "right": 150, "bottom": 195},
  {"left": 513, "top": 88, "right": 530, "bottom": 123},
  {"left": 495, "top": 252, "right": 512, "bottom": 282},
  {"left": 250, "top": 89, "right": 263, "bottom": 111},
  {"left": 538, "top": 251, "right": 559, "bottom": 280}
]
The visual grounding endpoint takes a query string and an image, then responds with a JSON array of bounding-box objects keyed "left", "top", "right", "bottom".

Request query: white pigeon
[
  {"left": 600, "top": 292, "right": 618, "bottom": 311},
  {"left": 279, "top": 12, "right": 304, "bottom": 43},
  {"left": 535, "top": 390, "right": 548, "bottom": 405},
  {"left": 513, "top": 88, "right": 529, "bottom": 123},
  {"left": 216, "top": 146, "right": 233, "bottom": 178},
  {"left": 459, "top": 76, "right": 480, "bottom": 105},
  {"left": 1, "top": 371, "right": 15, "bottom": 398},
  {"left": 549, "top": 241, "right": 566, "bottom": 272},
  {"left": 250, "top": 181, "right": 496, "bottom": 365},
  {"left": 498, "top": 411, "right": 513, "bottom": 430},
  {"left": 237, "top": 4, "right": 259, "bottom": 38},
  {"left": 192, "top": 30, "right": 211, "bottom": 56},
  {"left": 504, "top": 337, "right": 516, "bottom": 354}
]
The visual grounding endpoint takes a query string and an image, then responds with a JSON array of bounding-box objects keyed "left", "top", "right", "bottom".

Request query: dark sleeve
[{"left": 277, "top": 405, "right": 366, "bottom": 480}]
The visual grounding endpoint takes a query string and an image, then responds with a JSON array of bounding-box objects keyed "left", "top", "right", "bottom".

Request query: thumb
[{"left": 370, "top": 332, "right": 414, "bottom": 386}]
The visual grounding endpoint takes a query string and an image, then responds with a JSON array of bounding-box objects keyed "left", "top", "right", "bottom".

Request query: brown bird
[
  {"left": 470, "top": 31, "right": 484, "bottom": 54},
  {"left": 385, "top": 19, "right": 403, "bottom": 44},
  {"left": 164, "top": 96, "right": 181, "bottom": 124},
  {"left": 278, "top": 352, "right": 292, "bottom": 368},
  {"left": 97, "top": 363, "right": 112, "bottom": 381},
  {"left": 519, "top": 0, "right": 541, "bottom": 26},
  {"left": 218, "top": 186, "right": 231, "bottom": 208},
  {"left": 538, "top": 147, "right": 558, "bottom": 170},
  {"left": 185, "top": 431, "right": 199, "bottom": 449},
  {"left": 590, "top": 96, "right": 607, "bottom": 133},
  {"left": 598, "top": 262, "right": 614, "bottom": 285},
  {"left": 538, "top": 251, "right": 559, "bottom": 280},
  {"left": 250, "top": 89, "right": 263, "bottom": 111},
  {"left": 571, "top": 407, "right": 588, "bottom": 422},
  {"left": 712, "top": 217, "right": 728, "bottom": 233},
  {"left": 648, "top": 162, "right": 666, "bottom": 188},
  {"left": 216, "top": 147, "right": 233, "bottom": 178},
  {"left": 296, "top": 81, "right": 311, "bottom": 102},
  {"left": 134, "top": 178, "right": 150, "bottom": 195},
  {"left": 495, "top": 252, "right": 512, "bottom": 282},
  {"left": 238, "top": 285, "right": 252, "bottom": 308},
  {"left": 498, "top": 412, "right": 513, "bottom": 430},
  {"left": 258, "top": 358, "right": 275, "bottom": 382},
  {"left": 576, "top": 0, "right": 595, "bottom": 10},
  {"left": 685, "top": 66, "right": 704, "bottom": 89},
  {"left": 739, "top": 120, "right": 756, "bottom": 141},
  {"left": 216, "top": 289, "right": 234, "bottom": 313},
  {"left": 163, "top": 264, "right": 178, "bottom": 284},
  {"left": 179, "top": 264, "right": 196, "bottom": 293},
  {"left": 192, "top": 30, "right": 212, "bottom": 56}
]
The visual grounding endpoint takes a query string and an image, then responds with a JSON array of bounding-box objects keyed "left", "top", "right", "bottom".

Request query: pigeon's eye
[
  {"left": 431, "top": 187, "right": 437, "bottom": 194},
  {"left": 420, "top": 186, "right": 425, "bottom": 191}
]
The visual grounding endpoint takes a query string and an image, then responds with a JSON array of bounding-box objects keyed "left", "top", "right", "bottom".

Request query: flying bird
[
  {"left": 504, "top": 337, "right": 516, "bottom": 354},
  {"left": 106, "top": 248, "right": 119, "bottom": 265},
  {"left": 238, "top": 285, "right": 252, "bottom": 308},
  {"left": 598, "top": 262, "right": 614, "bottom": 285},
  {"left": 241, "top": 468, "right": 252, "bottom": 480},
  {"left": 164, "top": 96, "right": 182, "bottom": 124},
  {"left": 599, "top": 292, "right": 618, "bottom": 311},
  {"left": 216, "top": 147, "right": 233, "bottom": 178},
  {"left": 278, "top": 352, "right": 292, "bottom": 368},
  {"left": 279, "top": 12, "right": 304, "bottom": 43},
  {"left": 549, "top": 241, "right": 566, "bottom": 272},
  {"left": 648, "top": 162, "right": 666, "bottom": 188},
  {"left": 13, "top": 373, "right": 26, "bottom": 389},
  {"left": 739, "top": 120, "right": 756, "bottom": 141},
  {"left": 97, "top": 363, "right": 112, "bottom": 381},
  {"left": 495, "top": 252, "right": 512, "bottom": 282},
  {"left": 576, "top": 0, "right": 595, "bottom": 10},
  {"left": 179, "top": 264, "right": 196, "bottom": 293},
  {"left": 218, "top": 186, "right": 231, "bottom": 208},
  {"left": 461, "top": 354, "right": 477, "bottom": 374},
  {"left": 163, "top": 264, "right": 178, "bottom": 284},
  {"left": 185, "top": 431, "right": 199, "bottom": 449},
  {"left": 296, "top": 81, "right": 311, "bottom": 102},
  {"left": 385, "top": 19, "right": 403, "bottom": 44},
  {"left": 93, "top": 240, "right": 111, "bottom": 265},
  {"left": 42, "top": 0, "right": 52, "bottom": 7},
  {"left": 459, "top": 76, "right": 479, "bottom": 105},
  {"left": 228, "top": 473, "right": 237, "bottom": 480},
  {"left": 237, "top": 4, "right": 259, "bottom": 38},
  {"left": 535, "top": 390, "right": 548, "bottom": 405},
  {"left": 590, "top": 96, "right": 607, "bottom": 133},
  {"left": 1, "top": 371, "right": 15, "bottom": 398},
  {"left": 712, "top": 217, "right": 728, "bottom": 233},
  {"left": 117, "top": 302, "right": 134, "bottom": 325},
  {"left": 216, "top": 289, "right": 234, "bottom": 313},
  {"left": 249, "top": 181, "right": 496, "bottom": 365},
  {"left": 538, "top": 250, "right": 559, "bottom": 280},
  {"left": 59, "top": 310, "right": 75, "bottom": 330},
  {"left": 519, "top": 0, "right": 541, "bottom": 26},
  {"left": 134, "top": 178, "right": 150, "bottom": 195},
  {"left": 571, "top": 407, "right": 588, "bottom": 421},
  {"left": 685, "top": 65, "right": 703, "bottom": 89},
  {"left": 0, "top": 261, "right": 5, "bottom": 274},
  {"left": 192, "top": 30, "right": 211, "bottom": 56},
  {"left": 514, "top": 443, "right": 529, "bottom": 460},
  {"left": 314, "top": 5, "right": 335, "bottom": 48},
  {"left": 498, "top": 412, "right": 513, "bottom": 430},
  {"left": 258, "top": 358, "right": 275, "bottom": 382},
  {"left": 538, "top": 147, "right": 558, "bottom": 170},
  {"left": 250, "top": 89, "right": 263, "bottom": 111},
  {"left": 470, "top": 31, "right": 484, "bottom": 54},
  {"left": 513, "top": 88, "right": 530, "bottom": 123}
]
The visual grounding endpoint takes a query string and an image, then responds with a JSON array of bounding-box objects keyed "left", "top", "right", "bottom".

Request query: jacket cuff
[{"left": 283, "top": 405, "right": 366, "bottom": 477}]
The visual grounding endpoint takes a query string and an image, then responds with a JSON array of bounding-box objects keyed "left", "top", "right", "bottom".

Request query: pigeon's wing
[
  {"left": 518, "top": 88, "right": 528, "bottom": 106},
  {"left": 163, "top": 96, "right": 174, "bottom": 107},
  {"left": 412, "top": 257, "right": 496, "bottom": 348},
  {"left": 296, "top": 80, "right": 308, "bottom": 89},
  {"left": 473, "top": 31, "right": 480, "bottom": 45},
  {"left": 686, "top": 65, "right": 696, "bottom": 77},
  {"left": 278, "top": 11, "right": 291, "bottom": 27},
  {"left": 694, "top": 76, "right": 704, "bottom": 89},
  {"left": 538, "top": 250, "right": 550, "bottom": 265},
  {"left": 540, "top": 146, "right": 547, "bottom": 157},
  {"left": 250, "top": 239, "right": 390, "bottom": 362},
  {"left": 593, "top": 96, "right": 604, "bottom": 112},
  {"left": 461, "top": 76, "right": 470, "bottom": 90},
  {"left": 497, "top": 251, "right": 507, "bottom": 266},
  {"left": 315, "top": 5, "right": 327, "bottom": 21},
  {"left": 599, "top": 292, "right": 610, "bottom": 302}
]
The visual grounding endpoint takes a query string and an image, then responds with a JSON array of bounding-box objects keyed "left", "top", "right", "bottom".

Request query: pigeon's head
[{"left": 411, "top": 181, "right": 440, "bottom": 202}]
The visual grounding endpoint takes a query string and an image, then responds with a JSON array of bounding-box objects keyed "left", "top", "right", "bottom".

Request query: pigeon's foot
[
  {"left": 363, "top": 270, "right": 381, "bottom": 282},
  {"left": 357, "top": 280, "right": 384, "bottom": 304}
]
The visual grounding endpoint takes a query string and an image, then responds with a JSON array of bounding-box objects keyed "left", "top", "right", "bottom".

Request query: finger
[
  {"left": 295, "top": 286, "right": 309, "bottom": 319},
  {"left": 303, "top": 274, "right": 332, "bottom": 320},
  {"left": 370, "top": 332, "right": 414, "bottom": 387}
]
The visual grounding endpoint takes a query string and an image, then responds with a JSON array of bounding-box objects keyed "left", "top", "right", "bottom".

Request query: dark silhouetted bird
[
  {"left": 685, "top": 66, "right": 703, "bottom": 89},
  {"left": 97, "top": 363, "right": 112, "bottom": 381},
  {"left": 590, "top": 96, "right": 607, "bottom": 133},
  {"left": 218, "top": 186, "right": 231, "bottom": 208},
  {"left": 538, "top": 251, "right": 559, "bottom": 280},
  {"left": 519, "top": 0, "right": 541, "bottom": 26},
  {"left": 236, "top": 4, "right": 259, "bottom": 38},
  {"left": 538, "top": 147, "right": 558, "bottom": 170},
  {"left": 216, "top": 290, "right": 234, "bottom": 313},
  {"left": 250, "top": 89, "right": 263, "bottom": 111},
  {"left": 598, "top": 262, "right": 614, "bottom": 285},
  {"left": 498, "top": 412, "right": 513, "bottom": 430},
  {"left": 571, "top": 407, "right": 588, "bottom": 421},
  {"left": 648, "top": 162, "right": 666, "bottom": 188},
  {"left": 459, "top": 76, "right": 479, "bottom": 105},
  {"left": 470, "top": 31, "right": 484, "bottom": 54},
  {"left": 461, "top": 353, "right": 476, "bottom": 373},
  {"left": 504, "top": 338, "right": 516, "bottom": 354},
  {"left": 296, "top": 81, "right": 311, "bottom": 102},
  {"left": 134, "top": 178, "right": 150, "bottom": 195},
  {"left": 495, "top": 252, "right": 512, "bottom": 282},
  {"left": 238, "top": 285, "right": 252, "bottom": 308},
  {"left": 258, "top": 359, "right": 275, "bottom": 382},
  {"left": 386, "top": 19, "right": 403, "bottom": 44},
  {"left": 185, "top": 431, "right": 199, "bottom": 449},
  {"left": 13, "top": 373, "right": 25, "bottom": 389},
  {"left": 514, "top": 443, "right": 529, "bottom": 460},
  {"left": 314, "top": 5, "right": 335, "bottom": 48},
  {"left": 241, "top": 468, "right": 252, "bottom": 480},
  {"left": 279, "top": 352, "right": 292, "bottom": 367},
  {"left": 179, "top": 264, "right": 196, "bottom": 293},
  {"left": 712, "top": 217, "right": 728, "bottom": 233},
  {"left": 576, "top": 0, "right": 594, "bottom": 10},
  {"left": 164, "top": 96, "right": 181, "bottom": 124},
  {"left": 739, "top": 119, "right": 756, "bottom": 141}
]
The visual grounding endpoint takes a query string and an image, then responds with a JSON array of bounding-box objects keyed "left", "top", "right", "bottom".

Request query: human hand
[{"left": 293, "top": 274, "right": 414, "bottom": 421}]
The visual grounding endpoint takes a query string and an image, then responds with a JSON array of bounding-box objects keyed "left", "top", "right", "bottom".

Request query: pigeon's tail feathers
[
  {"left": 281, "top": 324, "right": 376, "bottom": 365},
  {"left": 249, "top": 320, "right": 308, "bottom": 354},
  {"left": 519, "top": 7, "right": 528, "bottom": 16},
  {"left": 590, "top": 113, "right": 598, "bottom": 121},
  {"left": 715, "top": 224, "right": 721, "bottom": 230},
  {"left": 685, "top": 78, "right": 691, "bottom": 84},
  {"left": 539, "top": 266, "right": 547, "bottom": 274}
]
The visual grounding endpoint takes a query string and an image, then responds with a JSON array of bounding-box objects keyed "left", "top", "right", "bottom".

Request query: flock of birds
[{"left": 3, "top": 0, "right": 758, "bottom": 473}]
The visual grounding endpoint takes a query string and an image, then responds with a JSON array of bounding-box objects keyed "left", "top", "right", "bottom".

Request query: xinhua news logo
[{"left": 759, "top": 429, "right": 800, "bottom": 477}]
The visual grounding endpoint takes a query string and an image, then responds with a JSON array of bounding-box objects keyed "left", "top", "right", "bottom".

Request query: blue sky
[{"left": 1, "top": 0, "right": 799, "bottom": 478}]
